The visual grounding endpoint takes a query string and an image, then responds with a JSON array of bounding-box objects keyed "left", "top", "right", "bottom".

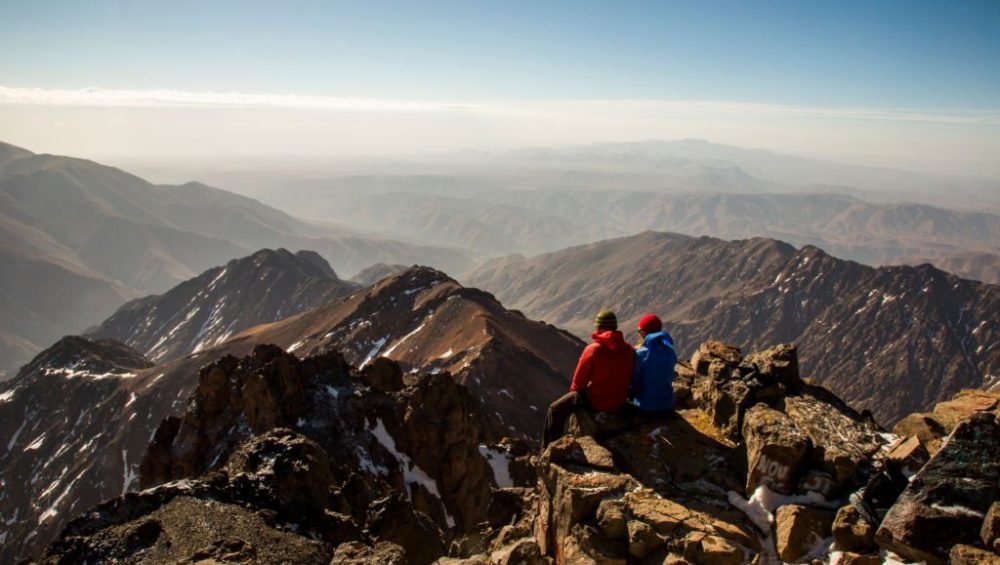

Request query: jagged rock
[
  {"left": 673, "top": 377, "right": 693, "bottom": 408},
  {"left": 331, "top": 541, "right": 408, "bottom": 564},
  {"left": 596, "top": 499, "right": 628, "bottom": 540},
  {"left": 742, "top": 404, "right": 810, "bottom": 495},
  {"left": 622, "top": 489, "right": 758, "bottom": 554},
  {"left": 487, "top": 487, "right": 533, "bottom": 529},
  {"left": 892, "top": 389, "right": 1000, "bottom": 456},
  {"left": 706, "top": 378, "right": 754, "bottom": 439},
  {"left": 743, "top": 343, "right": 801, "bottom": 391},
  {"left": 535, "top": 460, "right": 638, "bottom": 559},
  {"left": 982, "top": 502, "right": 1000, "bottom": 552},
  {"left": 883, "top": 435, "right": 929, "bottom": 478},
  {"left": 832, "top": 504, "right": 875, "bottom": 553},
  {"left": 604, "top": 412, "right": 742, "bottom": 496},
  {"left": 949, "top": 544, "right": 1000, "bottom": 565},
  {"left": 488, "top": 537, "right": 546, "bottom": 565},
  {"left": 774, "top": 504, "right": 834, "bottom": 563},
  {"left": 783, "top": 391, "right": 883, "bottom": 489},
  {"left": 628, "top": 520, "right": 663, "bottom": 559},
  {"left": 541, "top": 435, "right": 617, "bottom": 471},
  {"left": 362, "top": 357, "right": 405, "bottom": 392},
  {"left": 681, "top": 533, "right": 744, "bottom": 565},
  {"left": 876, "top": 412, "right": 1000, "bottom": 564},
  {"left": 366, "top": 494, "right": 446, "bottom": 565},
  {"left": 563, "top": 523, "right": 627, "bottom": 564},
  {"left": 836, "top": 552, "right": 881, "bottom": 565},
  {"left": 691, "top": 341, "right": 742, "bottom": 376}
]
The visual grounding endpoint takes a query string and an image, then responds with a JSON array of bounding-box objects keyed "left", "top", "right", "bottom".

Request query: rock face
[
  {"left": 34, "top": 345, "right": 493, "bottom": 564},
  {"left": 465, "top": 230, "right": 1000, "bottom": 425},
  {"left": 875, "top": 412, "right": 1000, "bottom": 563},
  {"left": 742, "top": 404, "right": 810, "bottom": 495},
  {"left": 87, "top": 248, "right": 358, "bottom": 363}
]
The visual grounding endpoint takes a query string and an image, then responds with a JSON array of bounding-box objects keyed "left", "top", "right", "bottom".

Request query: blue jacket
[{"left": 630, "top": 331, "right": 677, "bottom": 412}]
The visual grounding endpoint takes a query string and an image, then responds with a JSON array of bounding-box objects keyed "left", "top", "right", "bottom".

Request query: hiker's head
[
  {"left": 637, "top": 313, "right": 662, "bottom": 337},
  {"left": 594, "top": 310, "right": 618, "bottom": 331}
]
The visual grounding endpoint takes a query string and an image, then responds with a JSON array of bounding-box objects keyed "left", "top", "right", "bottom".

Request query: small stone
[
  {"left": 774, "top": 504, "right": 834, "bottom": 563},
  {"left": 832, "top": 505, "right": 875, "bottom": 553},
  {"left": 596, "top": 499, "right": 627, "bottom": 540},
  {"left": 628, "top": 520, "right": 663, "bottom": 559}
]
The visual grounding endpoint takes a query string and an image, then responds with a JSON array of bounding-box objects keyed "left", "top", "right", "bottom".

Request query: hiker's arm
[{"left": 570, "top": 347, "right": 594, "bottom": 391}]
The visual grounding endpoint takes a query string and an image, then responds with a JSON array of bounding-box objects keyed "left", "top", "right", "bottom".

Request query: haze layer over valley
[{"left": 134, "top": 139, "right": 1000, "bottom": 284}]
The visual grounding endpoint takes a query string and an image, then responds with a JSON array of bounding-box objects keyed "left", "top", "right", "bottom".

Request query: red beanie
[{"left": 637, "top": 313, "right": 662, "bottom": 333}]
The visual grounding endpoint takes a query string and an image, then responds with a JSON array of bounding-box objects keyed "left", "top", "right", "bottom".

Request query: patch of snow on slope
[
  {"left": 478, "top": 445, "right": 513, "bottom": 488},
  {"left": 372, "top": 418, "right": 455, "bottom": 528},
  {"left": 382, "top": 324, "right": 426, "bottom": 358},
  {"left": 359, "top": 336, "right": 388, "bottom": 369},
  {"left": 0, "top": 388, "right": 15, "bottom": 403}
]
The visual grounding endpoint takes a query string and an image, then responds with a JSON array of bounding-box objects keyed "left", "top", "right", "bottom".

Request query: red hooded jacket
[{"left": 570, "top": 330, "right": 635, "bottom": 412}]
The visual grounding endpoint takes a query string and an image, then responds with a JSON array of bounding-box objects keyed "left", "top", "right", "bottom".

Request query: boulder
[
  {"left": 596, "top": 499, "right": 627, "bottom": 540},
  {"left": 949, "top": 544, "right": 1000, "bottom": 565},
  {"left": 743, "top": 343, "right": 801, "bottom": 391},
  {"left": 627, "top": 520, "right": 663, "bottom": 559},
  {"left": 682, "top": 533, "right": 744, "bottom": 565},
  {"left": 891, "top": 413, "right": 949, "bottom": 456},
  {"left": 488, "top": 537, "right": 546, "bottom": 565},
  {"left": 875, "top": 413, "right": 1000, "bottom": 564},
  {"left": 892, "top": 389, "right": 1000, "bottom": 456},
  {"left": 622, "top": 489, "right": 759, "bottom": 555},
  {"left": 691, "top": 341, "right": 742, "bottom": 377},
  {"left": 832, "top": 504, "right": 875, "bottom": 553},
  {"left": 706, "top": 378, "right": 754, "bottom": 439},
  {"left": 742, "top": 404, "right": 810, "bottom": 495},
  {"left": 783, "top": 393, "right": 883, "bottom": 489},
  {"left": 542, "top": 435, "right": 617, "bottom": 471},
  {"left": 982, "top": 501, "right": 1000, "bottom": 553},
  {"left": 773, "top": 504, "right": 834, "bottom": 563}
]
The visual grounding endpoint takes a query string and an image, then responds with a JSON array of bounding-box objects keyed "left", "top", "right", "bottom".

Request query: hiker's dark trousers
[{"left": 543, "top": 390, "right": 589, "bottom": 448}]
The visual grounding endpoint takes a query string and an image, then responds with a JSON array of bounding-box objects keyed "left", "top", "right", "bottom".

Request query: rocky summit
[
  {"left": 86, "top": 248, "right": 359, "bottom": 363},
  {"left": 18, "top": 337, "right": 1000, "bottom": 564}
]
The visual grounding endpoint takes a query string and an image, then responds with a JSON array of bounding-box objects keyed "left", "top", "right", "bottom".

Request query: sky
[{"left": 0, "top": 0, "right": 998, "bottom": 175}]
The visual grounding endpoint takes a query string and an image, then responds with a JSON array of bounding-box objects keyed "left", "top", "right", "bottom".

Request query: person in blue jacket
[{"left": 629, "top": 313, "right": 677, "bottom": 415}]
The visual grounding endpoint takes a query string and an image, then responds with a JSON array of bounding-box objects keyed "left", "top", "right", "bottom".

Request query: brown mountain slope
[
  {"left": 86, "top": 249, "right": 358, "bottom": 363},
  {"left": 464, "top": 231, "right": 1000, "bottom": 425}
]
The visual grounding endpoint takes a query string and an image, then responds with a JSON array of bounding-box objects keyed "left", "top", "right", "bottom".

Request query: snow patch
[
  {"left": 478, "top": 445, "right": 514, "bottom": 488},
  {"left": 0, "top": 388, "right": 15, "bottom": 403},
  {"left": 25, "top": 433, "right": 46, "bottom": 451},
  {"left": 359, "top": 336, "right": 388, "bottom": 369},
  {"left": 438, "top": 348, "right": 454, "bottom": 359},
  {"left": 372, "top": 419, "right": 455, "bottom": 528},
  {"left": 382, "top": 324, "right": 426, "bottom": 358}
]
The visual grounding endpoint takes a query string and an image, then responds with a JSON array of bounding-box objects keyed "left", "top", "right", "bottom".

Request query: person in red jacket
[{"left": 543, "top": 309, "right": 635, "bottom": 447}]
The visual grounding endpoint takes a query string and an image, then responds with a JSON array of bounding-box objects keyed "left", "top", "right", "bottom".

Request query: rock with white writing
[
  {"left": 742, "top": 404, "right": 811, "bottom": 495},
  {"left": 876, "top": 412, "right": 1000, "bottom": 564}
]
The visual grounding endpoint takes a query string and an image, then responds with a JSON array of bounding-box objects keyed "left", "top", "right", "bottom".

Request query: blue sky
[
  {"left": 0, "top": 1, "right": 998, "bottom": 172},
  {"left": 1, "top": 0, "right": 998, "bottom": 108}
]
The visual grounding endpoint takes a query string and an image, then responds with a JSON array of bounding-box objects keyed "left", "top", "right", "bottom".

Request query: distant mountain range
[
  {"left": 0, "top": 141, "right": 473, "bottom": 377},
  {"left": 465, "top": 231, "right": 1000, "bottom": 425},
  {"left": 195, "top": 141, "right": 1000, "bottom": 283}
]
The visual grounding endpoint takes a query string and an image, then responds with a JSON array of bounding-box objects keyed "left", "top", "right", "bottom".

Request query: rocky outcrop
[
  {"left": 892, "top": 389, "right": 1000, "bottom": 455},
  {"left": 875, "top": 412, "right": 1000, "bottom": 563}
]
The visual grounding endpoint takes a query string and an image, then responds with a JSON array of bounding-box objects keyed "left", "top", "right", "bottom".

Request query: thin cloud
[
  {"left": 1, "top": 85, "right": 997, "bottom": 126},
  {"left": 0, "top": 85, "right": 481, "bottom": 112}
]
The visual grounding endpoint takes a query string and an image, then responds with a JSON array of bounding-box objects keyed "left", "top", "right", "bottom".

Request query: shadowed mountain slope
[{"left": 465, "top": 231, "right": 1000, "bottom": 425}]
